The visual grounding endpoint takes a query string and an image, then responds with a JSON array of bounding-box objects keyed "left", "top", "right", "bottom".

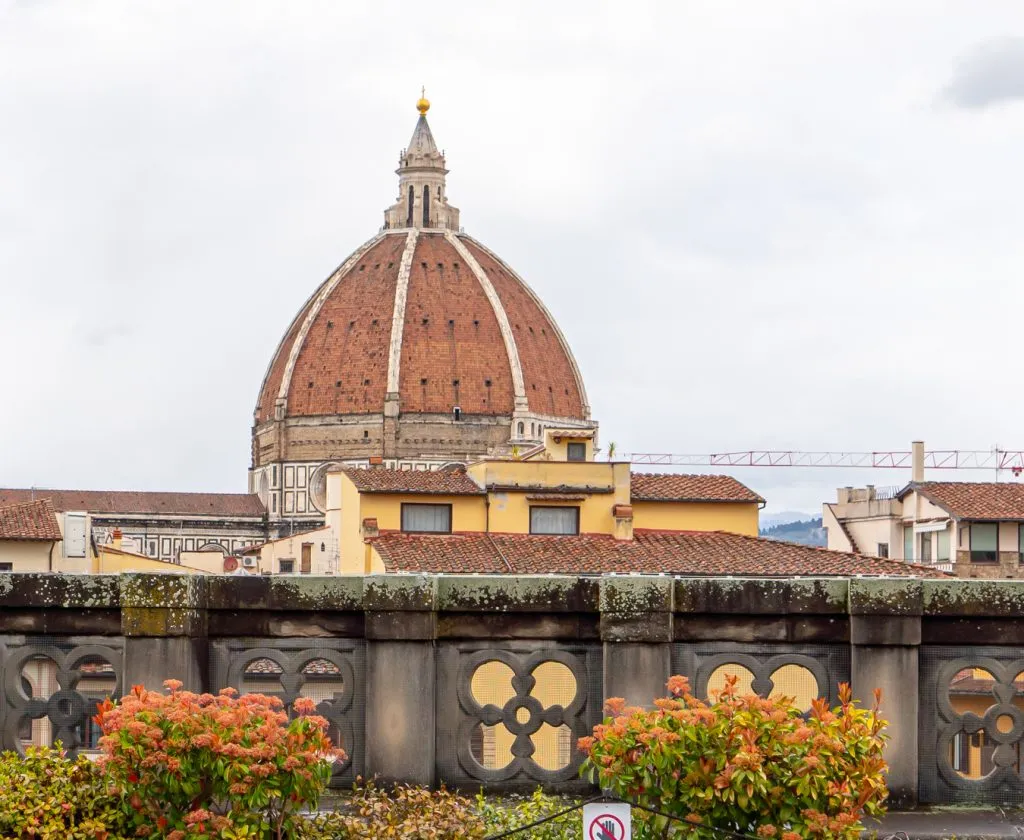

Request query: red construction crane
[{"left": 626, "top": 449, "right": 1024, "bottom": 473}]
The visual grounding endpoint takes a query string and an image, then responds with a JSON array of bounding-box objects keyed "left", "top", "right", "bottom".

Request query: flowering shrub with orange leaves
[
  {"left": 94, "top": 680, "right": 342, "bottom": 840},
  {"left": 579, "top": 675, "right": 888, "bottom": 840}
]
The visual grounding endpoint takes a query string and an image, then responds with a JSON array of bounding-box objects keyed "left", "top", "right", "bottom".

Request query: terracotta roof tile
[
  {"left": 0, "top": 489, "right": 265, "bottom": 518},
  {"left": 0, "top": 499, "right": 62, "bottom": 541},
  {"left": 631, "top": 473, "right": 764, "bottom": 503},
  {"left": 370, "top": 529, "right": 946, "bottom": 577},
  {"left": 461, "top": 237, "right": 586, "bottom": 418},
  {"left": 340, "top": 468, "right": 484, "bottom": 495},
  {"left": 259, "top": 231, "right": 587, "bottom": 423},
  {"left": 910, "top": 482, "right": 1024, "bottom": 521}
]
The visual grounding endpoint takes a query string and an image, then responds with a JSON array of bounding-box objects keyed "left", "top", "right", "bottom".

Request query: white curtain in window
[
  {"left": 530, "top": 507, "right": 578, "bottom": 535},
  {"left": 402, "top": 505, "right": 451, "bottom": 532}
]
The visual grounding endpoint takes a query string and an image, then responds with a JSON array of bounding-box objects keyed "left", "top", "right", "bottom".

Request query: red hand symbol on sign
[{"left": 589, "top": 813, "right": 625, "bottom": 840}]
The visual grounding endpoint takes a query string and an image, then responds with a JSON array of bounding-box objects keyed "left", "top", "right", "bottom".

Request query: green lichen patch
[
  {"left": 599, "top": 576, "right": 672, "bottom": 614},
  {"left": 364, "top": 575, "right": 436, "bottom": 611},
  {"left": 673, "top": 577, "right": 848, "bottom": 615},
  {"left": 268, "top": 576, "right": 363, "bottom": 611},
  {"left": 119, "top": 574, "right": 206, "bottom": 609},
  {"left": 0, "top": 573, "right": 120, "bottom": 609},
  {"left": 848, "top": 579, "right": 923, "bottom": 616},
  {"left": 923, "top": 579, "right": 1024, "bottom": 617},
  {"left": 437, "top": 575, "right": 597, "bottom": 613},
  {"left": 121, "top": 606, "right": 206, "bottom": 636}
]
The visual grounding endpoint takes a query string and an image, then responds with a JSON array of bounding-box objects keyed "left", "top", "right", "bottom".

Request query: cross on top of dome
[{"left": 383, "top": 93, "right": 460, "bottom": 231}]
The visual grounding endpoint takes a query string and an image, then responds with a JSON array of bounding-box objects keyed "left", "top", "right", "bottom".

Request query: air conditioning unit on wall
[{"left": 242, "top": 557, "right": 256, "bottom": 568}]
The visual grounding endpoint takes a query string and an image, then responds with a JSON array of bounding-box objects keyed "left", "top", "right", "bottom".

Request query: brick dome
[
  {"left": 250, "top": 100, "right": 594, "bottom": 507},
  {"left": 254, "top": 230, "right": 590, "bottom": 424}
]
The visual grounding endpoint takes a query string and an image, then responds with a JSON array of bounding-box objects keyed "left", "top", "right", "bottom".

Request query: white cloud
[
  {"left": 2, "top": 0, "right": 1024, "bottom": 515},
  {"left": 944, "top": 36, "right": 1024, "bottom": 108}
]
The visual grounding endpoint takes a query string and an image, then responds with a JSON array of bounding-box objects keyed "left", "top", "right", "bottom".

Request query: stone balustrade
[{"left": 3, "top": 573, "right": 1024, "bottom": 808}]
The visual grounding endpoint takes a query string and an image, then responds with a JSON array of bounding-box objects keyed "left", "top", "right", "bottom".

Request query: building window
[
  {"left": 952, "top": 732, "right": 970, "bottom": 772},
  {"left": 401, "top": 503, "right": 452, "bottom": 533},
  {"left": 877, "top": 543, "right": 889, "bottom": 558},
  {"left": 279, "top": 559, "right": 295, "bottom": 574},
  {"left": 407, "top": 185, "right": 414, "bottom": 227},
  {"left": 937, "top": 529, "right": 951, "bottom": 561},
  {"left": 566, "top": 442, "right": 586, "bottom": 462},
  {"left": 970, "top": 523, "right": 998, "bottom": 563},
  {"left": 0, "top": 563, "right": 11, "bottom": 572},
  {"left": 271, "top": 494, "right": 277, "bottom": 513},
  {"left": 423, "top": 184, "right": 430, "bottom": 226},
  {"left": 517, "top": 421, "right": 525, "bottom": 437},
  {"left": 903, "top": 525, "right": 913, "bottom": 561},
  {"left": 530, "top": 506, "right": 580, "bottom": 535},
  {"left": 921, "top": 532, "right": 933, "bottom": 562}
]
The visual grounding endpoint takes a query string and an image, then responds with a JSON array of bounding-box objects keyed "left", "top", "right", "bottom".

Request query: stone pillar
[
  {"left": 364, "top": 576, "right": 437, "bottom": 785},
  {"left": 120, "top": 574, "right": 208, "bottom": 693},
  {"left": 599, "top": 577, "right": 673, "bottom": 708},
  {"left": 849, "top": 580, "right": 922, "bottom": 809}
]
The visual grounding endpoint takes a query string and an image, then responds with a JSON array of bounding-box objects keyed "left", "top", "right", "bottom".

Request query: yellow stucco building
[{"left": 325, "top": 429, "right": 763, "bottom": 575}]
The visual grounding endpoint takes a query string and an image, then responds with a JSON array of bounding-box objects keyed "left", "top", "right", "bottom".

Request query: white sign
[{"left": 583, "top": 803, "right": 631, "bottom": 840}]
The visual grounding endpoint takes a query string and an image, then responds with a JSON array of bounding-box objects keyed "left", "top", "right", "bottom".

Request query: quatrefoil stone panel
[
  {"left": 0, "top": 638, "right": 124, "bottom": 757},
  {"left": 441, "top": 643, "right": 598, "bottom": 787}
]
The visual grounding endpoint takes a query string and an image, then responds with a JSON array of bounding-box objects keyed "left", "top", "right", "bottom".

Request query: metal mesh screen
[
  {"left": 435, "top": 641, "right": 601, "bottom": 792},
  {"left": 0, "top": 635, "right": 125, "bottom": 758},
  {"left": 671, "top": 642, "right": 851, "bottom": 708},
  {"left": 209, "top": 637, "right": 365, "bottom": 786},
  {"left": 920, "top": 645, "right": 1024, "bottom": 805}
]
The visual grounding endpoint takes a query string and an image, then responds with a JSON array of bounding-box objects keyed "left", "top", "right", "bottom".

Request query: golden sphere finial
[{"left": 417, "top": 86, "right": 430, "bottom": 116}]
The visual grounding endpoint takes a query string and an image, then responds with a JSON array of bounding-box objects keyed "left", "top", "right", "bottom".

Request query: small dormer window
[
  {"left": 402, "top": 503, "right": 452, "bottom": 533},
  {"left": 567, "top": 442, "right": 586, "bottom": 462},
  {"left": 530, "top": 506, "right": 579, "bottom": 535}
]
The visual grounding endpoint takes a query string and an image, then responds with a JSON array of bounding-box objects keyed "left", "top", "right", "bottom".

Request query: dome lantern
[{"left": 383, "top": 92, "right": 459, "bottom": 231}]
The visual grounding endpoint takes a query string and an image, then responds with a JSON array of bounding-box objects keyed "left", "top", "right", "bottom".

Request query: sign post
[{"left": 583, "top": 802, "right": 631, "bottom": 840}]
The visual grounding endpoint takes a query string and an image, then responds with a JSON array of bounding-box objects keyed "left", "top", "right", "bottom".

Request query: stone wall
[
  {"left": 954, "top": 549, "right": 1023, "bottom": 578},
  {"left": 5, "top": 573, "right": 1024, "bottom": 806}
]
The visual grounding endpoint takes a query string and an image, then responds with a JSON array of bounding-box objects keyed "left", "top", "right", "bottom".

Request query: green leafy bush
[
  {"left": 0, "top": 743, "right": 130, "bottom": 839},
  {"left": 95, "top": 680, "right": 341, "bottom": 839},
  {"left": 298, "top": 781, "right": 487, "bottom": 838},
  {"left": 473, "top": 789, "right": 582, "bottom": 840},
  {"left": 579, "top": 675, "right": 888, "bottom": 840}
]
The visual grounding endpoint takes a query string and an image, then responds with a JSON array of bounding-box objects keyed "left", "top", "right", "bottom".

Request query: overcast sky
[{"left": 3, "top": 1, "right": 1024, "bottom": 517}]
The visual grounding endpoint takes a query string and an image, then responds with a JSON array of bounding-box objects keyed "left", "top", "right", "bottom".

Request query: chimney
[
  {"left": 111, "top": 527, "right": 123, "bottom": 550},
  {"left": 911, "top": 441, "right": 925, "bottom": 483},
  {"left": 612, "top": 503, "right": 634, "bottom": 541},
  {"left": 361, "top": 517, "right": 380, "bottom": 539}
]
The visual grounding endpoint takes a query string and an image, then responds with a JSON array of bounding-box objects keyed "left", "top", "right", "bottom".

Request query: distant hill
[
  {"left": 760, "top": 510, "right": 817, "bottom": 529},
  {"left": 760, "top": 517, "right": 826, "bottom": 547}
]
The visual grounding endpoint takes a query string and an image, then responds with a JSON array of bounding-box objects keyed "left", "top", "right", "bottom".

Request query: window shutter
[{"left": 64, "top": 514, "right": 87, "bottom": 558}]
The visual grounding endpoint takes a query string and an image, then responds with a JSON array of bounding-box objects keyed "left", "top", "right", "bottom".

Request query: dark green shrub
[{"left": 0, "top": 743, "right": 130, "bottom": 839}]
